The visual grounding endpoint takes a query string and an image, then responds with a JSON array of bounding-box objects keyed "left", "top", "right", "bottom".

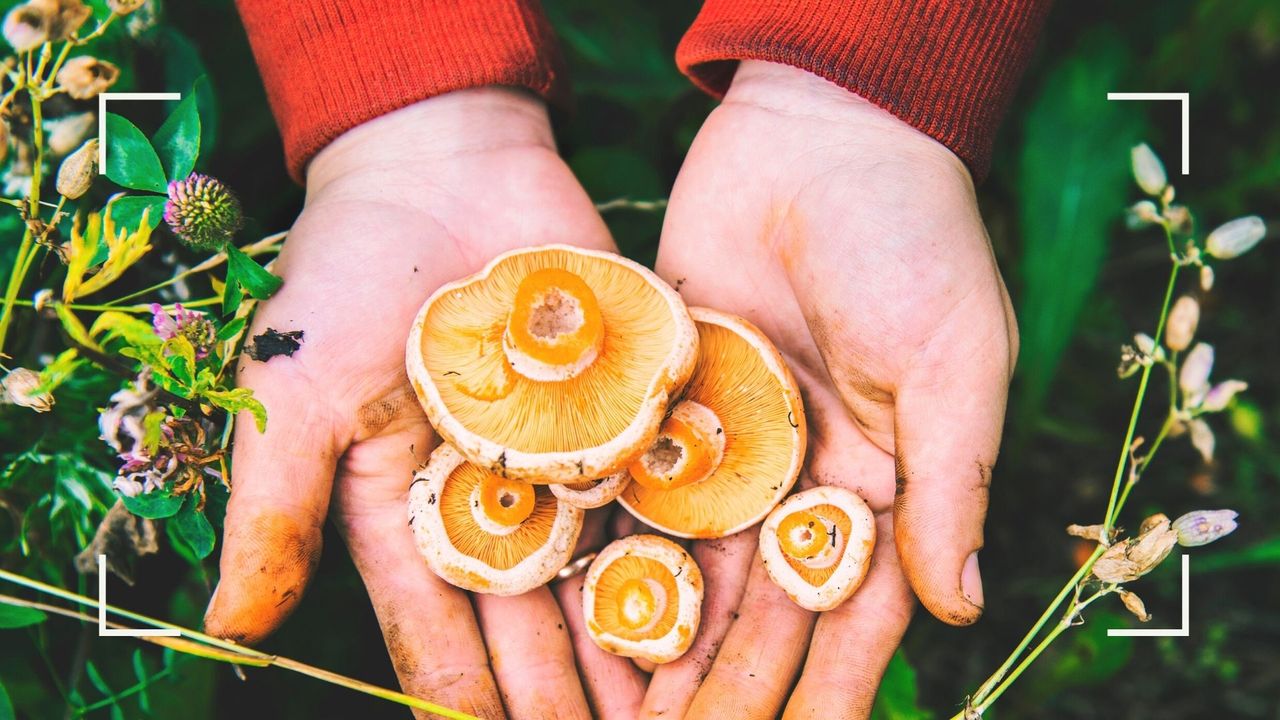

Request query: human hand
[
  {"left": 642, "top": 61, "right": 1018, "bottom": 719},
  {"left": 201, "top": 88, "right": 646, "bottom": 719}
]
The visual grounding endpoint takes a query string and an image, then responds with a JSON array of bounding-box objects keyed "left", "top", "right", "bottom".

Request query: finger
[
  {"left": 640, "top": 531, "right": 756, "bottom": 719},
  {"left": 892, "top": 317, "right": 1012, "bottom": 626},
  {"left": 784, "top": 514, "right": 914, "bottom": 719},
  {"left": 553, "top": 573, "right": 648, "bottom": 719},
  {"left": 474, "top": 588, "right": 593, "bottom": 720},
  {"left": 683, "top": 551, "right": 816, "bottom": 720},
  {"left": 204, "top": 366, "right": 339, "bottom": 644},
  {"left": 335, "top": 426, "right": 505, "bottom": 719}
]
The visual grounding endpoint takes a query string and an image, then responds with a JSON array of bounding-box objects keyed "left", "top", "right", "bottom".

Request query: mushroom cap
[
  {"left": 407, "top": 244, "right": 698, "bottom": 484},
  {"left": 408, "top": 443, "right": 584, "bottom": 595},
  {"left": 758, "top": 486, "right": 876, "bottom": 611},
  {"left": 549, "top": 470, "right": 632, "bottom": 509},
  {"left": 583, "top": 534, "right": 703, "bottom": 664},
  {"left": 618, "top": 307, "right": 806, "bottom": 538}
]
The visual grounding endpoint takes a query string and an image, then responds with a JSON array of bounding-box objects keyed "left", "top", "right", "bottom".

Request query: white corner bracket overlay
[
  {"left": 1108, "top": 554, "right": 1191, "bottom": 638},
  {"left": 1106, "top": 92, "right": 1191, "bottom": 176},
  {"left": 97, "top": 92, "right": 183, "bottom": 172},
  {"left": 97, "top": 554, "right": 180, "bottom": 637}
]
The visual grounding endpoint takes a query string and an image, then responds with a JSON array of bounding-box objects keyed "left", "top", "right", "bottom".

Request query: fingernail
[{"left": 961, "top": 551, "right": 984, "bottom": 609}]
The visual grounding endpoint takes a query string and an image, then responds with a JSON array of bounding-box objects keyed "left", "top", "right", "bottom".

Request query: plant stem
[
  {"left": 104, "top": 231, "right": 287, "bottom": 308},
  {"left": 11, "top": 297, "right": 223, "bottom": 313}
]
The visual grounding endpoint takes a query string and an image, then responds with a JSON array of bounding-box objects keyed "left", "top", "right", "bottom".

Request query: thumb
[
  {"left": 892, "top": 324, "right": 1012, "bottom": 626},
  {"left": 203, "top": 366, "right": 342, "bottom": 644}
]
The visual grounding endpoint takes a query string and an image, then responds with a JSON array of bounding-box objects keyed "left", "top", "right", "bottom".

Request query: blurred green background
[{"left": 2, "top": 0, "right": 1278, "bottom": 718}]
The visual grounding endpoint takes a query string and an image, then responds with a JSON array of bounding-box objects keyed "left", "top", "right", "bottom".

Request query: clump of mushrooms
[{"left": 403, "top": 244, "right": 880, "bottom": 657}]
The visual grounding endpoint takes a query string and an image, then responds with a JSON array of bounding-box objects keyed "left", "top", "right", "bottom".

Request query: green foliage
[
  {"left": 0, "top": 602, "right": 47, "bottom": 629},
  {"left": 1013, "top": 32, "right": 1145, "bottom": 427},
  {"left": 224, "top": 243, "right": 282, "bottom": 301},
  {"left": 105, "top": 114, "right": 169, "bottom": 194},
  {"left": 152, "top": 86, "right": 204, "bottom": 182},
  {"left": 872, "top": 651, "right": 933, "bottom": 720}
]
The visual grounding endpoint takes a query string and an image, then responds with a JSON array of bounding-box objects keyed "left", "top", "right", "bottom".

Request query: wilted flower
[
  {"left": 1172, "top": 509, "right": 1239, "bottom": 547},
  {"left": 56, "top": 137, "right": 97, "bottom": 199},
  {"left": 1, "top": 367, "right": 54, "bottom": 412},
  {"left": 1066, "top": 523, "right": 1109, "bottom": 544},
  {"left": 1131, "top": 143, "right": 1168, "bottom": 197},
  {"left": 1118, "top": 590, "right": 1151, "bottom": 622},
  {"left": 1165, "top": 296, "right": 1199, "bottom": 352},
  {"left": 3, "top": 2, "right": 49, "bottom": 50},
  {"left": 108, "top": 0, "right": 147, "bottom": 15},
  {"left": 1202, "top": 380, "right": 1247, "bottom": 412},
  {"left": 1179, "top": 343, "right": 1214, "bottom": 398},
  {"left": 165, "top": 173, "right": 243, "bottom": 251},
  {"left": 1164, "top": 204, "right": 1193, "bottom": 235},
  {"left": 1188, "top": 418, "right": 1215, "bottom": 463},
  {"left": 46, "top": 111, "right": 95, "bottom": 156},
  {"left": 1125, "top": 200, "right": 1161, "bottom": 228},
  {"left": 56, "top": 56, "right": 121, "bottom": 100},
  {"left": 151, "top": 303, "right": 216, "bottom": 359},
  {"left": 1199, "top": 265, "right": 1215, "bottom": 292},
  {"left": 123, "top": 0, "right": 157, "bottom": 36},
  {"left": 1205, "top": 216, "right": 1266, "bottom": 260},
  {"left": 1092, "top": 513, "right": 1178, "bottom": 583}
]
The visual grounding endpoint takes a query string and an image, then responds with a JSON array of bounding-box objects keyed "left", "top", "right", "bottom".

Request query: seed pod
[
  {"left": 1205, "top": 216, "right": 1265, "bottom": 260},
  {"left": 164, "top": 174, "right": 244, "bottom": 251},
  {"left": 1179, "top": 343, "right": 1214, "bottom": 397},
  {"left": 56, "top": 137, "right": 97, "bottom": 199},
  {"left": 1125, "top": 200, "right": 1160, "bottom": 228},
  {"left": 1131, "top": 143, "right": 1168, "bottom": 197},
  {"left": 46, "top": 111, "right": 95, "bottom": 156},
  {"left": 1171, "top": 509, "right": 1238, "bottom": 547},
  {"left": 1165, "top": 296, "right": 1199, "bottom": 352},
  {"left": 55, "top": 56, "right": 120, "bottom": 100},
  {"left": 1, "top": 367, "right": 54, "bottom": 412},
  {"left": 1199, "top": 265, "right": 1215, "bottom": 291},
  {"left": 108, "top": 0, "right": 147, "bottom": 15},
  {"left": 1188, "top": 419, "right": 1215, "bottom": 464},
  {"left": 1092, "top": 514, "right": 1177, "bottom": 584},
  {"left": 3, "top": 2, "right": 50, "bottom": 51},
  {"left": 1201, "top": 380, "right": 1247, "bottom": 413},
  {"left": 1119, "top": 590, "right": 1151, "bottom": 622},
  {"left": 46, "top": 0, "right": 91, "bottom": 39},
  {"left": 1164, "top": 204, "right": 1192, "bottom": 235},
  {"left": 1066, "top": 523, "right": 1108, "bottom": 543}
]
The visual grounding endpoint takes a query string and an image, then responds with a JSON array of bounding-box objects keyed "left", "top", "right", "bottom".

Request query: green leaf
[
  {"left": 221, "top": 267, "right": 243, "bottom": 317},
  {"left": 120, "top": 491, "right": 184, "bottom": 520},
  {"left": 0, "top": 680, "right": 13, "bottom": 720},
  {"left": 85, "top": 661, "right": 113, "bottom": 697},
  {"left": 224, "top": 243, "right": 281, "bottom": 300},
  {"left": 214, "top": 317, "right": 245, "bottom": 343},
  {"left": 152, "top": 86, "right": 202, "bottom": 181},
  {"left": 172, "top": 494, "right": 216, "bottom": 559},
  {"left": 0, "top": 602, "right": 47, "bottom": 629},
  {"left": 204, "top": 480, "right": 230, "bottom": 528},
  {"left": 55, "top": 303, "right": 103, "bottom": 354},
  {"left": 871, "top": 650, "right": 933, "bottom": 720},
  {"left": 202, "top": 386, "right": 267, "bottom": 432},
  {"left": 105, "top": 113, "right": 168, "bottom": 193},
  {"left": 108, "top": 195, "right": 167, "bottom": 234},
  {"left": 1013, "top": 32, "right": 1145, "bottom": 428}
]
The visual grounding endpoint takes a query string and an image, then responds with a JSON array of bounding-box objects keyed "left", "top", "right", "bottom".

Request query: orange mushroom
[
  {"left": 406, "top": 245, "right": 698, "bottom": 484},
  {"left": 549, "top": 470, "right": 631, "bottom": 509},
  {"left": 618, "top": 307, "right": 806, "bottom": 538},
  {"left": 758, "top": 486, "right": 875, "bottom": 611}
]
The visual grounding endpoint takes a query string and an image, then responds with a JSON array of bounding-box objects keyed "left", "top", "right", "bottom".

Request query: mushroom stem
[
  {"left": 470, "top": 473, "right": 536, "bottom": 535},
  {"left": 629, "top": 401, "right": 725, "bottom": 491},
  {"left": 503, "top": 268, "right": 604, "bottom": 382}
]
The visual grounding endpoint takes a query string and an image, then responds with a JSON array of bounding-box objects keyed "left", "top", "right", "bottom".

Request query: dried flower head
[
  {"left": 1165, "top": 296, "right": 1199, "bottom": 352},
  {"left": 164, "top": 173, "right": 243, "bottom": 251},
  {"left": 108, "top": 0, "right": 147, "bottom": 15},
  {"left": 1164, "top": 204, "right": 1193, "bottom": 235},
  {"left": 1171, "top": 509, "right": 1238, "bottom": 547},
  {"left": 1131, "top": 143, "right": 1168, "bottom": 197},
  {"left": 1118, "top": 590, "right": 1151, "bottom": 622},
  {"left": 55, "top": 137, "right": 97, "bottom": 199},
  {"left": 1066, "top": 523, "right": 1108, "bottom": 544},
  {"left": 45, "top": 0, "right": 91, "bottom": 39},
  {"left": 46, "top": 111, "right": 95, "bottom": 156},
  {"left": 1, "top": 367, "right": 54, "bottom": 412},
  {"left": 1199, "top": 265, "right": 1215, "bottom": 292},
  {"left": 1201, "top": 380, "right": 1247, "bottom": 413},
  {"left": 3, "top": 2, "right": 50, "bottom": 51},
  {"left": 1179, "top": 343, "right": 1214, "bottom": 398},
  {"left": 56, "top": 56, "right": 121, "bottom": 100},
  {"left": 1188, "top": 418, "right": 1215, "bottom": 463},
  {"left": 1205, "top": 216, "right": 1266, "bottom": 260},
  {"left": 1125, "top": 200, "right": 1161, "bottom": 228},
  {"left": 151, "top": 303, "right": 216, "bottom": 359},
  {"left": 1092, "top": 514, "right": 1178, "bottom": 583}
]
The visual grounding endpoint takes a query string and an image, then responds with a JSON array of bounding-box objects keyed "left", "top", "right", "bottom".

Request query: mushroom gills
[{"left": 595, "top": 557, "right": 679, "bottom": 641}]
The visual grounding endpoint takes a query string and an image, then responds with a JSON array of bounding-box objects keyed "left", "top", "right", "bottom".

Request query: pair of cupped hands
[{"left": 202, "top": 61, "right": 1018, "bottom": 719}]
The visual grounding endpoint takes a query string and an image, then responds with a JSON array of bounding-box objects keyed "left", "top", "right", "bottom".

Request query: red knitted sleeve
[
  {"left": 234, "top": 0, "right": 565, "bottom": 183},
  {"left": 676, "top": 0, "right": 1054, "bottom": 179}
]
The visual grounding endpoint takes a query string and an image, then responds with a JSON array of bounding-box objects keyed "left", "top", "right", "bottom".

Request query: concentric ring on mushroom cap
[
  {"left": 618, "top": 307, "right": 806, "bottom": 538},
  {"left": 583, "top": 534, "right": 703, "bottom": 664},
  {"left": 549, "top": 470, "right": 631, "bottom": 509},
  {"left": 759, "top": 486, "right": 875, "bottom": 612},
  {"left": 408, "top": 444, "right": 583, "bottom": 595},
  {"left": 407, "top": 245, "right": 698, "bottom": 484}
]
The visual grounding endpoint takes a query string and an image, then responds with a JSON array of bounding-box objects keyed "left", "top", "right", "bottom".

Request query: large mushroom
[
  {"left": 407, "top": 245, "right": 698, "bottom": 484},
  {"left": 618, "top": 307, "right": 806, "bottom": 538},
  {"left": 408, "top": 443, "right": 583, "bottom": 595},
  {"left": 583, "top": 534, "right": 703, "bottom": 664},
  {"left": 758, "top": 486, "right": 876, "bottom": 611}
]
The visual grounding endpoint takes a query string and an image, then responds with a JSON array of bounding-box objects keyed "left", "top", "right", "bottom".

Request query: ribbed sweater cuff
[
  {"left": 235, "top": 0, "right": 565, "bottom": 183},
  {"left": 677, "top": 0, "right": 1052, "bottom": 180}
]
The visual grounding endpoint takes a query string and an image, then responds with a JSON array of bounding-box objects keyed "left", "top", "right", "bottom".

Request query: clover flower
[
  {"left": 164, "top": 173, "right": 243, "bottom": 251},
  {"left": 151, "top": 302, "right": 216, "bottom": 359}
]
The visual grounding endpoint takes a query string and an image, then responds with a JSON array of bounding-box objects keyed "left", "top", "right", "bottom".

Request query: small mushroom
[
  {"left": 407, "top": 245, "right": 698, "bottom": 483},
  {"left": 408, "top": 444, "right": 583, "bottom": 595},
  {"left": 583, "top": 534, "right": 703, "bottom": 664},
  {"left": 618, "top": 307, "right": 806, "bottom": 538},
  {"left": 549, "top": 470, "right": 631, "bottom": 509},
  {"left": 758, "top": 486, "right": 875, "bottom": 611}
]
